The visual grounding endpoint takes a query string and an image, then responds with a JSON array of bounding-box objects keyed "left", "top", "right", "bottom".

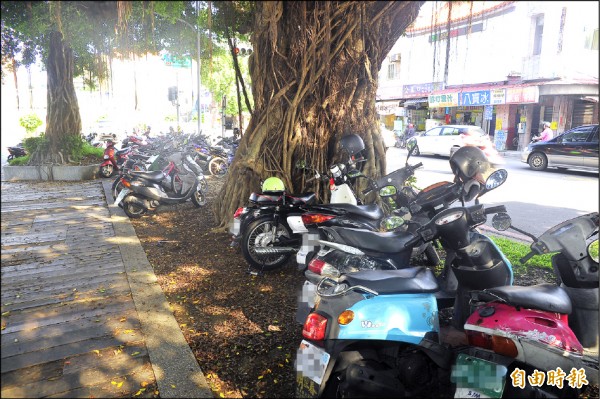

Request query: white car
[
  {"left": 407, "top": 124, "right": 490, "bottom": 157},
  {"left": 380, "top": 123, "right": 396, "bottom": 148}
]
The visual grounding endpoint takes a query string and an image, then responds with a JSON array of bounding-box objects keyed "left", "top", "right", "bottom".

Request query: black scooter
[
  {"left": 113, "top": 152, "right": 205, "bottom": 218},
  {"left": 7, "top": 143, "right": 27, "bottom": 161}
]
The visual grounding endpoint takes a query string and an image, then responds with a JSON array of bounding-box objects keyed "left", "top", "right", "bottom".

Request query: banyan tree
[{"left": 213, "top": 1, "right": 424, "bottom": 228}]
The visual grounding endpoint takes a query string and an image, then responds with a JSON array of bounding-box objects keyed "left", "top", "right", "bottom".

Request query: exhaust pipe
[{"left": 253, "top": 247, "right": 298, "bottom": 255}]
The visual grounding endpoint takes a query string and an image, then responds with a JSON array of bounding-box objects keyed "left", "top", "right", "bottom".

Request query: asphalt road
[{"left": 386, "top": 146, "right": 599, "bottom": 239}]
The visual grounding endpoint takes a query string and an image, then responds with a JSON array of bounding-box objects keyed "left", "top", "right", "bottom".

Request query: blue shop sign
[{"left": 459, "top": 90, "right": 491, "bottom": 106}]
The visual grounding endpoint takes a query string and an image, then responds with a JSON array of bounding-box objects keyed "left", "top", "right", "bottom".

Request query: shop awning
[{"left": 402, "top": 98, "right": 429, "bottom": 105}]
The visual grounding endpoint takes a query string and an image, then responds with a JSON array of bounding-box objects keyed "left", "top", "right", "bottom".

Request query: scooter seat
[
  {"left": 116, "top": 148, "right": 131, "bottom": 156},
  {"left": 340, "top": 267, "right": 439, "bottom": 294},
  {"left": 249, "top": 192, "right": 283, "bottom": 204},
  {"left": 129, "top": 170, "right": 165, "bottom": 182},
  {"left": 309, "top": 203, "right": 384, "bottom": 220},
  {"left": 483, "top": 283, "right": 572, "bottom": 314},
  {"left": 286, "top": 193, "right": 317, "bottom": 205},
  {"left": 330, "top": 226, "right": 417, "bottom": 254}
]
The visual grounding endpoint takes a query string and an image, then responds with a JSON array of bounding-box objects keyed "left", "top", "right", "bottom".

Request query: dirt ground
[{"left": 128, "top": 177, "right": 598, "bottom": 399}]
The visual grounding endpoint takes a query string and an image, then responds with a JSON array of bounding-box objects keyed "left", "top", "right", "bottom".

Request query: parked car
[
  {"left": 407, "top": 124, "right": 490, "bottom": 157},
  {"left": 521, "top": 124, "right": 599, "bottom": 172},
  {"left": 380, "top": 123, "right": 396, "bottom": 148}
]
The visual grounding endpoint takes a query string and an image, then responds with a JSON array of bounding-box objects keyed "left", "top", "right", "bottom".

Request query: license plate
[
  {"left": 451, "top": 354, "right": 507, "bottom": 398},
  {"left": 295, "top": 340, "right": 331, "bottom": 398},
  {"left": 229, "top": 219, "right": 241, "bottom": 236},
  {"left": 104, "top": 154, "right": 109, "bottom": 159},
  {"left": 114, "top": 188, "right": 130, "bottom": 207}
]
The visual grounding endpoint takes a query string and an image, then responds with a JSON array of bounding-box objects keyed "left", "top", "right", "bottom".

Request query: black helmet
[
  {"left": 449, "top": 146, "right": 491, "bottom": 182},
  {"left": 339, "top": 134, "right": 365, "bottom": 156}
]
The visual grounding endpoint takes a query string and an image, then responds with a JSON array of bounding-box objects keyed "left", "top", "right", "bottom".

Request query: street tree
[{"left": 212, "top": 1, "right": 424, "bottom": 227}]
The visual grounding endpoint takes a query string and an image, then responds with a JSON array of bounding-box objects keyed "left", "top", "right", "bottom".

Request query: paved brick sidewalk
[{"left": 1, "top": 178, "right": 212, "bottom": 398}]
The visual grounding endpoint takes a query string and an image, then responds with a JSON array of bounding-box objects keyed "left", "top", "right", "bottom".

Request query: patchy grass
[{"left": 489, "top": 235, "right": 553, "bottom": 269}]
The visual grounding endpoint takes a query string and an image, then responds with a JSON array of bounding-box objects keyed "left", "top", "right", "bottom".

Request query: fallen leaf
[
  {"left": 171, "top": 384, "right": 176, "bottom": 388},
  {"left": 131, "top": 351, "right": 140, "bottom": 356},
  {"left": 119, "top": 317, "right": 127, "bottom": 322},
  {"left": 141, "top": 381, "right": 148, "bottom": 387},
  {"left": 93, "top": 350, "right": 100, "bottom": 355}
]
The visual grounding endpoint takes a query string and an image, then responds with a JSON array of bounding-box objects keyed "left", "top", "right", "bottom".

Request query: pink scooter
[{"left": 459, "top": 212, "right": 598, "bottom": 397}]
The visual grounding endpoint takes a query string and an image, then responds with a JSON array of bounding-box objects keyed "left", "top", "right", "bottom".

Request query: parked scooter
[
  {"left": 456, "top": 211, "right": 599, "bottom": 397},
  {"left": 230, "top": 134, "right": 372, "bottom": 272},
  {"left": 295, "top": 146, "right": 512, "bottom": 398},
  {"left": 113, "top": 149, "right": 206, "bottom": 218},
  {"left": 7, "top": 143, "right": 27, "bottom": 161}
]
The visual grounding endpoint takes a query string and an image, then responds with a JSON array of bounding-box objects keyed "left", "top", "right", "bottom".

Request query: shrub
[
  {"left": 23, "top": 135, "right": 49, "bottom": 154},
  {"left": 8, "top": 155, "right": 31, "bottom": 166}
]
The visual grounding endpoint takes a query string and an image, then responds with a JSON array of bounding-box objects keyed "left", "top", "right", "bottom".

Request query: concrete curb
[
  {"left": 2, "top": 165, "right": 99, "bottom": 181},
  {"left": 100, "top": 179, "right": 213, "bottom": 398}
]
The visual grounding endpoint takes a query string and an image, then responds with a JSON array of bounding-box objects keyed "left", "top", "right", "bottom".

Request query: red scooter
[{"left": 99, "top": 140, "right": 120, "bottom": 178}]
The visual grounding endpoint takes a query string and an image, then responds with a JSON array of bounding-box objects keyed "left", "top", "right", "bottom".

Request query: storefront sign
[
  {"left": 403, "top": 82, "right": 444, "bottom": 97},
  {"left": 506, "top": 86, "right": 539, "bottom": 104},
  {"left": 428, "top": 93, "right": 458, "bottom": 107},
  {"left": 429, "top": 23, "right": 484, "bottom": 43},
  {"left": 484, "top": 105, "right": 494, "bottom": 120},
  {"left": 491, "top": 89, "right": 506, "bottom": 105},
  {"left": 459, "top": 90, "right": 491, "bottom": 106}
]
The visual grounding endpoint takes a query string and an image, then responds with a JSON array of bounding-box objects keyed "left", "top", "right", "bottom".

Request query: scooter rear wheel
[
  {"left": 123, "top": 195, "right": 147, "bottom": 218},
  {"left": 241, "top": 216, "right": 293, "bottom": 271}
]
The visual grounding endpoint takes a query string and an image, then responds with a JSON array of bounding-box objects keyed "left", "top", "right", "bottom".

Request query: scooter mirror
[
  {"left": 379, "top": 215, "right": 405, "bottom": 231},
  {"left": 485, "top": 169, "right": 508, "bottom": 190},
  {"left": 588, "top": 239, "right": 599, "bottom": 263},
  {"left": 379, "top": 185, "right": 397, "bottom": 198},
  {"left": 492, "top": 212, "right": 512, "bottom": 231}
]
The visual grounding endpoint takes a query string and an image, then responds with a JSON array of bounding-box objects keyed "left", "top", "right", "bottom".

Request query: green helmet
[{"left": 262, "top": 177, "right": 285, "bottom": 193}]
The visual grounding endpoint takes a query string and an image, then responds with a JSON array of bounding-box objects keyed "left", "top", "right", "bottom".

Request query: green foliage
[
  {"left": 23, "top": 135, "right": 49, "bottom": 154},
  {"left": 488, "top": 235, "right": 553, "bottom": 270},
  {"left": 8, "top": 155, "right": 30, "bottom": 166},
  {"left": 80, "top": 142, "right": 104, "bottom": 159},
  {"left": 19, "top": 113, "right": 43, "bottom": 134}
]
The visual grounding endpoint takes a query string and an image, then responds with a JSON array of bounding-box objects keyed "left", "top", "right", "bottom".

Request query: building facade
[{"left": 377, "top": 1, "right": 599, "bottom": 150}]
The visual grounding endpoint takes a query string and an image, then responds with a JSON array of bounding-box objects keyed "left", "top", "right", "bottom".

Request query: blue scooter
[{"left": 295, "top": 166, "right": 515, "bottom": 398}]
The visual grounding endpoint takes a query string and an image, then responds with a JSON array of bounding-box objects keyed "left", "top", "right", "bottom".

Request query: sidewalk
[{"left": 1, "top": 176, "right": 212, "bottom": 398}]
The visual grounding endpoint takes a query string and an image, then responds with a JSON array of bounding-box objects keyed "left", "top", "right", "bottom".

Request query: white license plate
[
  {"left": 452, "top": 354, "right": 507, "bottom": 398},
  {"left": 104, "top": 154, "right": 109, "bottom": 159},
  {"left": 114, "top": 188, "right": 131, "bottom": 206},
  {"left": 296, "top": 339, "right": 331, "bottom": 394},
  {"left": 229, "top": 219, "right": 241, "bottom": 236}
]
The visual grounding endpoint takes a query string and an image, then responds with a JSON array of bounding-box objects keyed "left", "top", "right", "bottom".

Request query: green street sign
[{"left": 161, "top": 53, "right": 191, "bottom": 68}]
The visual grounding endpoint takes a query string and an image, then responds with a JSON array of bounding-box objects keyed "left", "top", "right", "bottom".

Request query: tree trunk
[
  {"left": 213, "top": 1, "right": 423, "bottom": 228},
  {"left": 12, "top": 59, "right": 20, "bottom": 110},
  {"left": 37, "top": 30, "right": 82, "bottom": 164}
]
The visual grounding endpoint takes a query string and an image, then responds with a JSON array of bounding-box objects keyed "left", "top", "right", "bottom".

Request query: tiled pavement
[{"left": 1, "top": 177, "right": 212, "bottom": 398}]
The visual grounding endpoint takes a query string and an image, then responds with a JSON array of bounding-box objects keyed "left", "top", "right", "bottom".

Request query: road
[{"left": 386, "top": 146, "right": 599, "bottom": 238}]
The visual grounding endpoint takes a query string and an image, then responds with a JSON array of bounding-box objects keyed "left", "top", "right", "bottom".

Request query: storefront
[{"left": 427, "top": 85, "right": 541, "bottom": 149}]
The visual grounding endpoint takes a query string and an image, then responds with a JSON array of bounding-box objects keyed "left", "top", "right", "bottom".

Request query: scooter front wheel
[
  {"left": 123, "top": 195, "right": 147, "bottom": 218},
  {"left": 191, "top": 188, "right": 206, "bottom": 207},
  {"left": 99, "top": 164, "right": 114, "bottom": 178}
]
